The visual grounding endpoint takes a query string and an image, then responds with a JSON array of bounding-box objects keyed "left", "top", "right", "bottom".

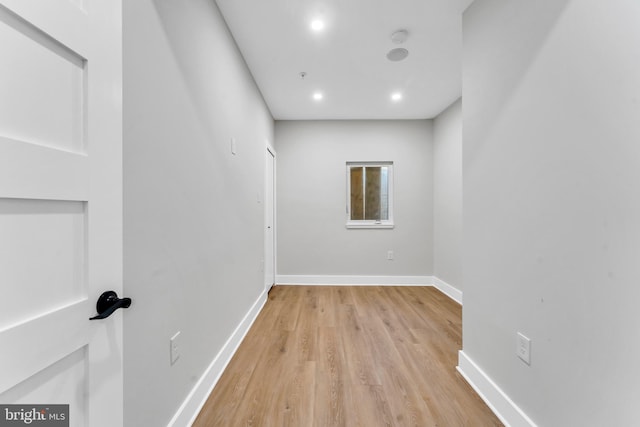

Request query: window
[{"left": 346, "top": 162, "right": 394, "bottom": 229}]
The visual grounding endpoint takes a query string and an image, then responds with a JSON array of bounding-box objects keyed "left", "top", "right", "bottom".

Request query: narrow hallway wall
[
  {"left": 434, "top": 98, "right": 463, "bottom": 291},
  {"left": 123, "top": 0, "right": 273, "bottom": 425},
  {"left": 462, "top": 1, "right": 640, "bottom": 425}
]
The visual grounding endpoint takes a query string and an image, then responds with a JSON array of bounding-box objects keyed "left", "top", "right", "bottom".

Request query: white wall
[
  {"left": 275, "top": 120, "right": 433, "bottom": 278},
  {"left": 433, "top": 98, "right": 463, "bottom": 291},
  {"left": 123, "top": 0, "right": 273, "bottom": 425},
  {"left": 462, "top": 0, "right": 640, "bottom": 425}
]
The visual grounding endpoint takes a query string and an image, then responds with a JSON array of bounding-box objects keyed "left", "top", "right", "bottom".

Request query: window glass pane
[
  {"left": 350, "top": 167, "right": 364, "bottom": 220},
  {"left": 380, "top": 166, "right": 389, "bottom": 220},
  {"left": 364, "top": 167, "right": 381, "bottom": 220}
]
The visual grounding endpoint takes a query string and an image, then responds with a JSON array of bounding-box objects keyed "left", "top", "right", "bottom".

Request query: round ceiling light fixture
[
  {"left": 391, "top": 29, "right": 409, "bottom": 44},
  {"left": 312, "top": 91, "right": 323, "bottom": 101},
  {"left": 386, "top": 48, "right": 409, "bottom": 62},
  {"left": 310, "top": 19, "right": 325, "bottom": 31},
  {"left": 391, "top": 92, "right": 403, "bottom": 102}
]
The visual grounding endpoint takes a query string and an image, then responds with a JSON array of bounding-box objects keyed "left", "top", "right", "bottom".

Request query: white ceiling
[{"left": 215, "top": 0, "right": 473, "bottom": 120}]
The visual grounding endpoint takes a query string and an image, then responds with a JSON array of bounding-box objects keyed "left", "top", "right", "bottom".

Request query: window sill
[{"left": 346, "top": 222, "right": 394, "bottom": 229}]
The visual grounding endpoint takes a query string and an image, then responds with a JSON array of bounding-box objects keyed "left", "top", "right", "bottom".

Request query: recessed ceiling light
[
  {"left": 391, "top": 92, "right": 403, "bottom": 102},
  {"left": 313, "top": 92, "right": 324, "bottom": 101},
  {"left": 310, "top": 19, "right": 325, "bottom": 31}
]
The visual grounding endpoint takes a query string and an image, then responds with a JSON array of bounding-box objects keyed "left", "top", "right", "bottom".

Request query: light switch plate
[
  {"left": 170, "top": 331, "right": 181, "bottom": 365},
  {"left": 516, "top": 332, "right": 531, "bottom": 365}
]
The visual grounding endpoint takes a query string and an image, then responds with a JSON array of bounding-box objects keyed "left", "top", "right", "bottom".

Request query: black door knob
[{"left": 89, "top": 291, "right": 132, "bottom": 320}]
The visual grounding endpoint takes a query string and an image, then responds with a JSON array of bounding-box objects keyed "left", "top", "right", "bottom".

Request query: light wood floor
[{"left": 193, "top": 286, "right": 502, "bottom": 427}]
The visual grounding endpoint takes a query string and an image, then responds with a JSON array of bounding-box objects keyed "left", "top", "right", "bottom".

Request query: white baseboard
[
  {"left": 276, "top": 274, "right": 432, "bottom": 286},
  {"left": 276, "top": 275, "right": 463, "bottom": 305},
  {"left": 457, "top": 351, "right": 538, "bottom": 427},
  {"left": 167, "top": 289, "right": 268, "bottom": 427},
  {"left": 433, "top": 276, "right": 463, "bottom": 305}
]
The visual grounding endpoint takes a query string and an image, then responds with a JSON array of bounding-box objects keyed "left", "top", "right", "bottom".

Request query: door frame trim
[{"left": 265, "top": 141, "right": 276, "bottom": 292}]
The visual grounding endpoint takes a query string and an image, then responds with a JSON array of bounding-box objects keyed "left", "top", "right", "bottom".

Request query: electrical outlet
[
  {"left": 387, "top": 250, "right": 394, "bottom": 260},
  {"left": 170, "top": 331, "right": 181, "bottom": 365},
  {"left": 516, "top": 332, "right": 531, "bottom": 365}
]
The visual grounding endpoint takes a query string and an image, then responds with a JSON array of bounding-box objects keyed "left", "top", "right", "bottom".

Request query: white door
[
  {"left": 265, "top": 146, "right": 276, "bottom": 291},
  {"left": 0, "top": 1, "right": 123, "bottom": 426}
]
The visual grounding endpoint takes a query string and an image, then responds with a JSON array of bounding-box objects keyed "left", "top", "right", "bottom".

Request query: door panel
[
  {"left": 0, "top": 301, "right": 89, "bottom": 402},
  {"left": 0, "top": 0, "right": 122, "bottom": 426},
  {"left": 0, "top": 199, "right": 86, "bottom": 330},
  {"left": 0, "top": 140, "right": 89, "bottom": 200},
  {"left": 1, "top": 348, "right": 88, "bottom": 427},
  {"left": 0, "top": 0, "right": 89, "bottom": 55},
  {"left": 0, "top": 6, "right": 85, "bottom": 151}
]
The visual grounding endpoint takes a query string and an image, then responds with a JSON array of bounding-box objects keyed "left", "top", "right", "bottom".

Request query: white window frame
[{"left": 346, "top": 161, "right": 394, "bottom": 229}]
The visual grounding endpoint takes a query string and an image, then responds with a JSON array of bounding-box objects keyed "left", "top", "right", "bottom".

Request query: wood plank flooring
[{"left": 193, "top": 286, "right": 502, "bottom": 427}]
